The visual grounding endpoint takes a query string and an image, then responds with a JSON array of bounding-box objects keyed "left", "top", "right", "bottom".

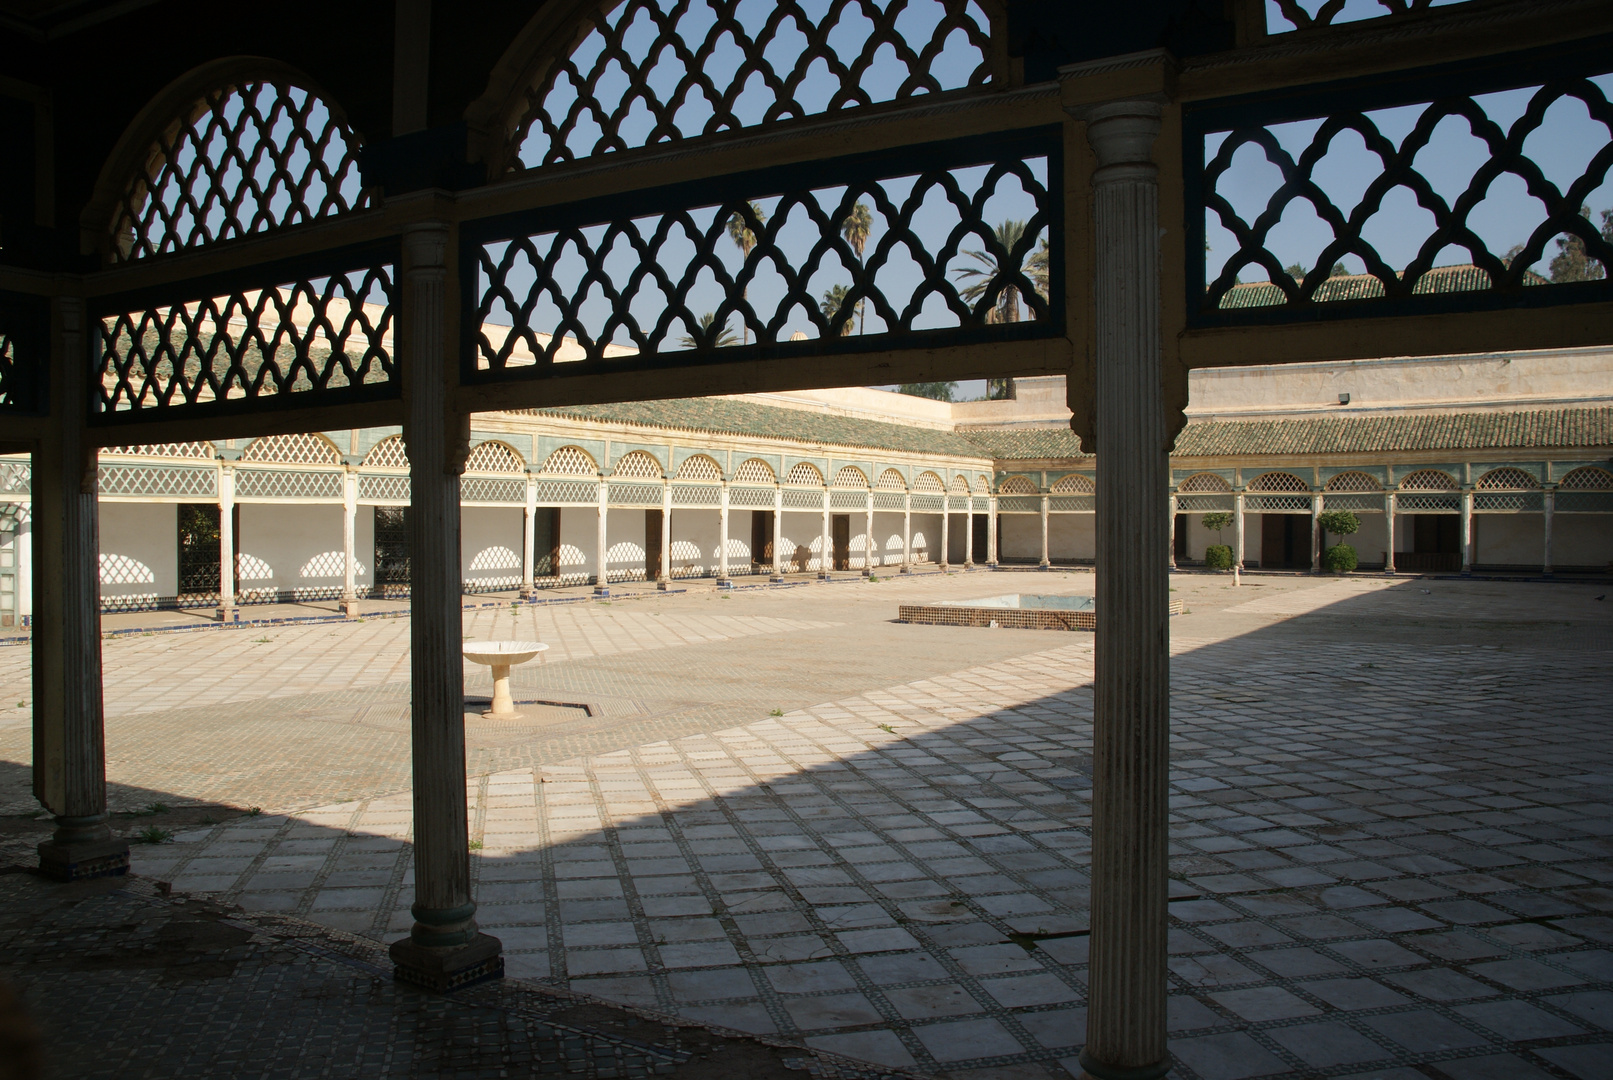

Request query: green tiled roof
[
  {"left": 1218, "top": 264, "right": 1549, "bottom": 309},
  {"left": 962, "top": 408, "right": 1613, "bottom": 461},
  {"left": 514, "top": 398, "right": 991, "bottom": 458}
]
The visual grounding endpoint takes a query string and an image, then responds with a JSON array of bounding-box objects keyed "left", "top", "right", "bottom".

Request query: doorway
[
  {"left": 533, "top": 507, "right": 561, "bottom": 577},
  {"left": 1406, "top": 514, "right": 1460, "bottom": 572},
  {"left": 832, "top": 514, "right": 850, "bottom": 571},
  {"left": 373, "top": 506, "right": 411, "bottom": 589},
  {"left": 972, "top": 514, "right": 989, "bottom": 562},
  {"left": 1259, "top": 514, "right": 1309, "bottom": 569},
  {"left": 751, "top": 509, "right": 773, "bottom": 569},
  {"left": 178, "top": 503, "right": 239, "bottom": 600},
  {"left": 1173, "top": 514, "right": 1188, "bottom": 561},
  {"left": 645, "top": 509, "right": 663, "bottom": 579}
]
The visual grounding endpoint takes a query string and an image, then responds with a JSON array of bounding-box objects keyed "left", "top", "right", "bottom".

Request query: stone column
[
  {"left": 1385, "top": 491, "right": 1397, "bottom": 574},
  {"left": 594, "top": 479, "right": 610, "bottom": 595},
  {"left": 940, "top": 495, "right": 951, "bottom": 571},
  {"left": 771, "top": 486, "right": 784, "bottom": 582},
  {"left": 1310, "top": 491, "right": 1322, "bottom": 573},
  {"left": 1167, "top": 493, "right": 1178, "bottom": 571},
  {"left": 390, "top": 222, "right": 502, "bottom": 991},
  {"left": 964, "top": 498, "right": 975, "bottom": 569},
  {"left": 1234, "top": 490, "right": 1246, "bottom": 570},
  {"left": 1040, "top": 493, "right": 1051, "bottom": 569},
  {"left": 658, "top": 480, "right": 672, "bottom": 589},
  {"left": 520, "top": 473, "right": 537, "bottom": 599},
  {"left": 863, "top": 490, "right": 874, "bottom": 576},
  {"left": 901, "top": 491, "right": 912, "bottom": 572},
  {"left": 1543, "top": 486, "right": 1555, "bottom": 576},
  {"left": 819, "top": 487, "right": 831, "bottom": 579},
  {"left": 34, "top": 296, "right": 128, "bottom": 882},
  {"left": 1460, "top": 489, "right": 1474, "bottom": 574},
  {"left": 718, "top": 481, "right": 731, "bottom": 587},
  {"left": 1080, "top": 99, "right": 1171, "bottom": 1080},
  {"left": 217, "top": 463, "right": 236, "bottom": 621},
  {"left": 988, "top": 494, "right": 999, "bottom": 568},
  {"left": 341, "top": 466, "right": 359, "bottom": 616}
]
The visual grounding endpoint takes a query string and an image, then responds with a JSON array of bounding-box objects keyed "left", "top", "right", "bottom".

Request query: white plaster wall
[
  {"left": 1554, "top": 516, "right": 1613, "bottom": 570},
  {"left": 667, "top": 507, "right": 721, "bottom": 578},
  {"left": 604, "top": 507, "right": 651, "bottom": 582},
  {"left": 1324, "top": 514, "right": 1390, "bottom": 567},
  {"left": 354, "top": 508, "right": 374, "bottom": 592},
  {"left": 998, "top": 514, "right": 1042, "bottom": 561},
  {"left": 1049, "top": 513, "right": 1095, "bottom": 562},
  {"left": 556, "top": 506, "right": 597, "bottom": 584},
  {"left": 1473, "top": 514, "right": 1545, "bottom": 568},
  {"left": 463, "top": 506, "right": 523, "bottom": 589},
  {"left": 238, "top": 504, "right": 347, "bottom": 599},
  {"left": 3, "top": 510, "right": 32, "bottom": 621},
  {"left": 100, "top": 503, "right": 176, "bottom": 605},
  {"left": 910, "top": 514, "right": 940, "bottom": 564},
  {"left": 779, "top": 509, "right": 827, "bottom": 573}
]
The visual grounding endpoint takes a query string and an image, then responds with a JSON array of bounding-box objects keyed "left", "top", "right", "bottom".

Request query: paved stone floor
[{"left": 2, "top": 569, "right": 1612, "bottom": 1079}]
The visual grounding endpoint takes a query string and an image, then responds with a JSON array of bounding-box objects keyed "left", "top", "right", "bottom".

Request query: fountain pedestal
[{"left": 462, "top": 641, "right": 548, "bottom": 718}]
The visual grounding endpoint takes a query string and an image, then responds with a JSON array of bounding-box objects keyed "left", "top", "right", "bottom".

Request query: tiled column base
[
  {"left": 390, "top": 932, "right": 505, "bottom": 992},
  {"left": 38, "top": 837, "right": 130, "bottom": 881}
]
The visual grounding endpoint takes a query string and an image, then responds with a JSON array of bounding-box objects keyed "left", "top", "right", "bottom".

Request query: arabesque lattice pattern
[
  {"left": 874, "top": 491, "right": 904, "bottom": 510},
  {"left": 111, "top": 81, "right": 370, "bottom": 262},
  {"left": 103, "top": 442, "right": 217, "bottom": 459},
  {"left": 875, "top": 468, "right": 907, "bottom": 491},
  {"left": 1325, "top": 470, "right": 1382, "bottom": 491},
  {"left": 541, "top": 446, "right": 597, "bottom": 474},
  {"left": 948, "top": 475, "right": 969, "bottom": 493},
  {"left": 613, "top": 451, "right": 664, "bottom": 479},
  {"left": 1476, "top": 466, "right": 1539, "bottom": 489},
  {"left": 998, "top": 475, "right": 1036, "bottom": 494},
  {"left": 1247, "top": 471, "right": 1310, "bottom": 492},
  {"left": 1265, "top": 0, "right": 1474, "bottom": 34},
  {"left": 510, "top": 0, "right": 991, "bottom": 172},
  {"left": 98, "top": 465, "right": 216, "bottom": 497},
  {"left": 831, "top": 490, "right": 866, "bottom": 509},
  {"left": 461, "top": 477, "right": 525, "bottom": 502},
  {"left": 465, "top": 441, "right": 525, "bottom": 473},
  {"left": 673, "top": 484, "right": 721, "bottom": 506},
  {"left": 1178, "top": 472, "right": 1231, "bottom": 492},
  {"left": 832, "top": 466, "right": 868, "bottom": 488},
  {"left": 1400, "top": 469, "right": 1459, "bottom": 490},
  {"left": 1196, "top": 57, "right": 1613, "bottom": 317},
  {"left": 364, "top": 436, "right": 409, "bottom": 469},
  {"left": 243, "top": 433, "right": 342, "bottom": 464},
  {"left": 912, "top": 472, "right": 943, "bottom": 493},
  {"left": 359, "top": 474, "right": 410, "bottom": 502},
  {"left": 786, "top": 462, "right": 823, "bottom": 486},
  {"left": 234, "top": 469, "right": 342, "bottom": 499},
  {"left": 610, "top": 482, "right": 663, "bottom": 505},
  {"left": 472, "top": 146, "right": 1052, "bottom": 372},
  {"left": 0, "top": 462, "right": 29, "bottom": 494},
  {"left": 676, "top": 455, "right": 722, "bottom": 482},
  {"left": 1560, "top": 465, "right": 1613, "bottom": 489},
  {"left": 728, "top": 486, "right": 774, "bottom": 507},
  {"left": 734, "top": 458, "right": 776, "bottom": 485},
  {"left": 535, "top": 480, "right": 598, "bottom": 503},
  {"left": 1049, "top": 473, "right": 1094, "bottom": 494},
  {"left": 97, "top": 266, "right": 396, "bottom": 415}
]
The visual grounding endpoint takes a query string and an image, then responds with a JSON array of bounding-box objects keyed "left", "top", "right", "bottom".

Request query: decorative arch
[
  {"left": 676, "top": 454, "right": 722, "bottom": 481},
  {"left": 832, "top": 465, "right": 869, "bottom": 488},
  {"left": 733, "top": 457, "right": 776, "bottom": 484},
  {"left": 1560, "top": 466, "right": 1613, "bottom": 489},
  {"left": 1475, "top": 467, "right": 1539, "bottom": 490},
  {"left": 102, "top": 442, "right": 216, "bottom": 459},
  {"left": 464, "top": 441, "right": 526, "bottom": 473},
  {"left": 1050, "top": 473, "right": 1094, "bottom": 494},
  {"left": 1400, "top": 469, "right": 1460, "bottom": 491},
  {"left": 1325, "top": 471, "right": 1382, "bottom": 492},
  {"left": 912, "top": 471, "right": 944, "bottom": 493},
  {"left": 1247, "top": 471, "right": 1309, "bottom": 492},
  {"left": 785, "top": 462, "right": 824, "bottom": 486},
  {"left": 364, "top": 436, "right": 409, "bottom": 469},
  {"left": 1177, "top": 472, "right": 1231, "bottom": 492},
  {"left": 242, "top": 432, "right": 341, "bottom": 465},
  {"left": 92, "top": 60, "right": 371, "bottom": 262},
  {"left": 541, "top": 445, "right": 598, "bottom": 474},
  {"left": 975, "top": 474, "right": 991, "bottom": 492},
  {"left": 948, "top": 475, "right": 970, "bottom": 493},
  {"left": 489, "top": 0, "right": 996, "bottom": 175},
  {"left": 875, "top": 468, "right": 907, "bottom": 491},
  {"left": 613, "top": 450, "right": 665, "bottom": 478},
  {"left": 998, "top": 475, "right": 1037, "bottom": 494}
]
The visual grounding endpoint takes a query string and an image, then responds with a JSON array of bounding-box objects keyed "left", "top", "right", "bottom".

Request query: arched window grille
[
  {"left": 1560, "top": 466, "right": 1613, "bottom": 489},
  {"left": 676, "top": 455, "right": 722, "bottom": 481},
  {"left": 875, "top": 468, "right": 907, "bottom": 490},
  {"left": 786, "top": 462, "right": 824, "bottom": 486},
  {"left": 1050, "top": 473, "right": 1094, "bottom": 494},
  {"left": 241, "top": 432, "right": 341, "bottom": 465},
  {"left": 1325, "top": 471, "right": 1382, "bottom": 492},
  {"left": 465, "top": 441, "right": 526, "bottom": 473},
  {"left": 1400, "top": 469, "right": 1460, "bottom": 491},
  {"left": 364, "top": 436, "right": 409, "bottom": 469},
  {"left": 832, "top": 466, "right": 869, "bottom": 488},
  {"left": 110, "top": 80, "right": 370, "bottom": 262},
  {"left": 998, "top": 475, "right": 1036, "bottom": 494},
  {"left": 614, "top": 450, "right": 665, "bottom": 478},
  {"left": 541, "top": 446, "right": 598, "bottom": 474},
  {"left": 948, "top": 475, "right": 970, "bottom": 493},
  {"left": 1247, "top": 471, "right": 1309, "bottom": 492},
  {"left": 1475, "top": 467, "right": 1539, "bottom": 490},
  {"left": 1177, "top": 473, "right": 1231, "bottom": 492},
  {"left": 733, "top": 458, "right": 776, "bottom": 484},
  {"left": 912, "top": 471, "right": 944, "bottom": 493},
  {"left": 509, "top": 0, "right": 993, "bottom": 173}
]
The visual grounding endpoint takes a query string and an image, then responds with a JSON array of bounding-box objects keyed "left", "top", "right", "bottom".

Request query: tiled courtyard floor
[{"left": 3, "top": 569, "right": 1612, "bottom": 1079}]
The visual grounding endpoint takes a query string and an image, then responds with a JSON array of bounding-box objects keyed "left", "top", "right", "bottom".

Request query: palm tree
[
  {"left": 726, "top": 201, "right": 768, "bottom": 344},
  {"left": 841, "top": 201, "right": 873, "bottom": 333},
  {"left": 680, "top": 312, "right": 739, "bottom": 350},
  {"left": 819, "top": 285, "right": 854, "bottom": 337},
  {"left": 954, "top": 219, "right": 1042, "bottom": 324}
]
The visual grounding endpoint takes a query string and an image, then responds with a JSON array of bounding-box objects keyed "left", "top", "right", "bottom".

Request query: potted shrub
[
  {"left": 1200, "top": 511, "right": 1234, "bottom": 571},
  {"left": 1318, "top": 509, "right": 1360, "bottom": 573}
]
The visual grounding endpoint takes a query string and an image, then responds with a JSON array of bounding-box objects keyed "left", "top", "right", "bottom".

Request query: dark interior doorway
[
  {"left": 533, "top": 507, "right": 561, "bottom": 577},
  {"left": 645, "top": 509, "right": 663, "bottom": 578},
  {"left": 1259, "top": 514, "right": 1309, "bottom": 569},
  {"left": 972, "top": 514, "right": 989, "bottom": 561},
  {"left": 832, "top": 514, "right": 850, "bottom": 570},
  {"left": 177, "top": 503, "right": 238, "bottom": 599},
  {"left": 750, "top": 510, "right": 774, "bottom": 568},
  {"left": 1406, "top": 514, "right": 1461, "bottom": 572},
  {"left": 373, "top": 506, "right": 410, "bottom": 588},
  {"left": 1173, "top": 514, "right": 1188, "bottom": 561}
]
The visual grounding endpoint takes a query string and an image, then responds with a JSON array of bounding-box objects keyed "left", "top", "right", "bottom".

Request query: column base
[
  {"left": 817, "top": 571, "right": 830, "bottom": 580},
  {"left": 900, "top": 565, "right": 911, "bottom": 574},
  {"left": 716, "top": 578, "right": 733, "bottom": 589},
  {"left": 769, "top": 574, "right": 785, "bottom": 583},
  {"left": 518, "top": 586, "right": 534, "bottom": 600},
  {"left": 1076, "top": 1050, "right": 1171, "bottom": 1080},
  {"left": 340, "top": 596, "right": 361, "bottom": 618},
  {"left": 656, "top": 579, "right": 671, "bottom": 591},
  {"left": 216, "top": 604, "right": 238, "bottom": 624},
  {"left": 390, "top": 932, "right": 504, "bottom": 993},
  {"left": 593, "top": 586, "right": 611, "bottom": 597},
  {"left": 987, "top": 561, "right": 998, "bottom": 569},
  {"left": 38, "top": 836, "right": 130, "bottom": 881}
]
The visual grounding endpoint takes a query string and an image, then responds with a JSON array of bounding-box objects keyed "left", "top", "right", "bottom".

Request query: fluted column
[
  {"left": 901, "top": 491, "right": 912, "bottom": 572},
  {"left": 1167, "top": 493, "right": 1178, "bottom": 570},
  {"left": 940, "top": 495, "right": 951, "bottom": 571},
  {"left": 342, "top": 467, "right": 359, "bottom": 615},
  {"left": 520, "top": 473, "right": 537, "bottom": 599},
  {"left": 964, "top": 498, "right": 975, "bottom": 569},
  {"left": 1385, "top": 491, "right": 1397, "bottom": 574},
  {"left": 34, "top": 296, "right": 127, "bottom": 882},
  {"left": 988, "top": 494, "right": 998, "bottom": 567},
  {"left": 1460, "top": 489, "right": 1474, "bottom": 574},
  {"left": 1310, "top": 491, "right": 1322, "bottom": 573},
  {"left": 771, "top": 486, "right": 784, "bottom": 581},
  {"left": 1234, "top": 489, "right": 1246, "bottom": 570},
  {"left": 818, "top": 487, "right": 830, "bottom": 578},
  {"left": 594, "top": 479, "right": 610, "bottom": 595},
  {"left": 390, "top": 222, "right": 502, "bottom": 990},
  {"left": 658, "top": 479, "right": 672, "bottom": 589},
  {"left": 217, "top": 464, "right": 236, "bottom": 621},
  {"left": 1543, "top": 486, "right": 1555, "bottom": 576},
  {"left": 1081, "top": 99, "right": 1170, "bottom": 1080},
  {"left": 863, "top": 491, "right": 874, "bottom": 576},
  {"left": 718, "top": 481, "right": 731, "bottom": 586},
  {"left": 1040, "top": 493, "right": 1050, "bottom": 569}
]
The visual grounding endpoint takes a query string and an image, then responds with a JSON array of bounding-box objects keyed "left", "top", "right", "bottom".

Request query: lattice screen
[
  {"left": 364, "top": 436, "right": 409, "bottom": 469},
  {"left": 832, "top": 466, "right": 868, "bottom": 488},
  {"left": 613, "top": 451, "right": 664, "bottom": 479},
  {"left": 1178, "top": 472, "right": 1231, "bottom": 492},
  {"left": 1400, "top": 469, "right": 1459, "bottom": 491},
  {"left": 911, "top": 494, "right": 943, "bottom": 511},
  {"left": 912, "top": 472, "right": 943, "bottom": 493},
  {"left": 948, "top": 476, "right": 970, "bottom": 493},
  {"left": 998, "top": 475, "right": 1036, "bottom": 494},
  {"left": 874, "top": 491, "right": 905, "bottom": 510},
  {"left": 1050, "top": 473, "right": 1094, "bottom": 494},
  {"left": 998, "top": 495, "right": 1039, "bottom": 513},
  {"left": 242, "top": 433, "right": 342, "bottom": 464},
  {"left": 610, "top": 482, "right": 663, "bottom": 505},
  {"left": 359, "top": 474, "right": 411, "bottom": 502},
  {"left": 465, "top": 441, "right": 525, "bottom": 473},
  {"left": 541, "top": 446, "right": 597, "bottom": 474},
  {"left": 786, "top": 462, "right": 823, "bottom": 486},
  {"left": 783, "top": 488, "right": 822, "bottom": 508},
  {"left": 98, "top": 465, "right": 217, "bottom": 497},
  {"left": 875, "top": 468, "right": 907, "bottom": 491},
  {"left": 0, "top": 462, "right": 29, "bottom": 495},
  {"left": 729, "top": 486, "right": 775, "bottom": 507},
  {"left": 831, "top": 490, "right": 866, "bottom": 509},
  {"left": 510, "top": 0, "right": 992, "bottom": 172},
  {"left": 673, "top": 485, "right": 721, "bottom": 506},
  {"left": 733, "top": 458, "right": 776, "bottom": 485},
  {"left": 535, "top": 480, "right": 598, "bottom": 504},
  {"left": 461, "top": 477, "right": 526, "bottom": 502},
  {"left": 1325, "top": 471, "right": 1382, "bottom": 492},
  {"left": 1560, "top": 466, "right": 1613, "bottom": 489},
  {"left": 103, "top": 442, "right": 216, "bottom": 459},
  {"left": 1247, "top": 471, "right": 1309, "bottom": 492},
  {"left": 1475, "top": 467, "right": 1539, "bottom": 490},
  {"left": 676, "top": 455, "right": 722, "bottom": 482},
  {"left": 1264, "top": 0, "right": 1476, "bottom": 35},
  {"left": 111, "top": 81, "right": 371, "bottom": 262},
  {"left": 235, "top": 469, "right": 342, "bottom": 499}
]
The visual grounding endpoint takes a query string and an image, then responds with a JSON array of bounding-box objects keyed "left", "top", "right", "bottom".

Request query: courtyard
[{"left": 2, "top": 568, "right": 1611, "bottom": 1079}]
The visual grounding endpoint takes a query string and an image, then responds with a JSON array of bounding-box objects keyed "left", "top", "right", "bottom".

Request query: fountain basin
[
  {"left": 899, "top": 593, "right": 1183, "bottom": 631},
  {"left": 462, "top": 640, "right": 548, "bottom": 718}
]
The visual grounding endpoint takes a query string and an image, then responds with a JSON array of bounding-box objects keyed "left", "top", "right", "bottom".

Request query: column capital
[
  {"left": 402, "top": 221, "right": 450, "bottom": 270},
  {"left": 1079, "top": 100, "right": 1164, "bottom": 181}
]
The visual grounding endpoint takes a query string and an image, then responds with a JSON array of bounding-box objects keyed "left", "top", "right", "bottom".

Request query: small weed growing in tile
[
  {"left": 877, "top": 723, "right": 897, "bottom": 734},
  {"left": 468, "top": 839, "right": 483, "bottom": 850},
  {"left": 145, "top": 802, "right": 169, "bottom": 815},
  {"left": 15, "top": 701, "right": 23, "bottom": 709},
  {"left": 769, "top": 708, "right": 783, "bottom": 717},
  {"left": 200, "top": 816, "right": 217, "bottom": 825},
  {"left": 245, "top": 807, "right": 262, "bottom": 816},
  {"left": 251, "top": 637, "right": 271, "bottom": 645},
  {"left": 136, "top": 826, "right": 173, "bottom": 844}
]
